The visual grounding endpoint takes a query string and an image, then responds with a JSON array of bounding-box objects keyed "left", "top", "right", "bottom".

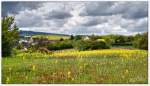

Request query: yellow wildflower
[
  {"left": 32, "top": 65, "right": 36, "bottom": 71},
  {"left": 68, "top": 71, "right": 71, "bottom": 78},
  {"left": 79, "top": 66, "right": 82, "bottom": 69},
  {"left": 68, "top": 71, "right": 71, "bottom": 75},
  {"left": 25, "top": 76, "right": 28, "bottom": 79},
  {"left": 72, "top": 78, "right": 74, "bottom": 81},
  {"left": 125, "top": 69, "right": 129, "bottom": 74}
]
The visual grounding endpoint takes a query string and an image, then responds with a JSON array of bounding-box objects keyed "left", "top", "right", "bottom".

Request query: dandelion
[
  {"left": 68, "top": 71, "right": 71, "bottom": 78},
  {"left": 125, "top": 69, "right": 129, "bottom": 74},
  {"left": 68, "top": 71, "right": 71, "bottom": 75},
  {"left": 25, "top": 76, "right": 28, "bottom": 80}
]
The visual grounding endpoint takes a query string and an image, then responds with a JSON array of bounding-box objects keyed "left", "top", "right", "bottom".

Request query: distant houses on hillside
[{"left": 19, "top": 35, "right": 59, "bottom": 49}]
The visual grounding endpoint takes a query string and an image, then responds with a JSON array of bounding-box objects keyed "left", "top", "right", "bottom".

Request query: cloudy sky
[{"left": 2, "top": 1, "right": 148, "bottom": 35}]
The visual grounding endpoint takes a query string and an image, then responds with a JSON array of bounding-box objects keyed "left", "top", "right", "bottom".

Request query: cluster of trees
[
  {"left": 28, "top": 33, "right": 148, "bottom": 51},
  {"left": 2, "top": 16, "right": 148, "bottom": 57},
  {"left": 133, "top": 32, "right": 148, "bottom": 50}
]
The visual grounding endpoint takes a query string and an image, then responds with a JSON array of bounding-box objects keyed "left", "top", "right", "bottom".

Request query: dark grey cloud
[
  {"left": 2, "top": 1, "right": 43, "bottom": 17},
  {"left": 45, "top": 10, "right": 72, "bottom": 19},
  {"left": 81, "top": 17, "right": 108, "bottom": 26},
  {"left": 80, "top": 2, "right": 115, "bottom": 16},
  {"left": 16, "top": 12, "right": 43, "bottom": 27},
  {"left": 121, "top": 2, "right": 148, "bottom": 19},
  {"left": 80, "top": 2, "right": 148, "bottom": 19}
]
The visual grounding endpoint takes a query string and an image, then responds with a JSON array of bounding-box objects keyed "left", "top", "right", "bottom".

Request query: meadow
[
  {"left": 32, "top": 35, "right": 69, "bottom": 40},
  {"left": 2, "top": 49, "right": 148, "bottom": 84}
]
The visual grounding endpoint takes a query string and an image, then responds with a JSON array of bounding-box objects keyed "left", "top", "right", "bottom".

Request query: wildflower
[
  {"left": 79, "top": 66, "right": 82, "bottom": 69},
  {"left": 25, "top": 76, "right": 28, "bottom": 80},
  {"left": 68, "top": 71, "right": 71, "bottom": 78},
  {"left": 125, "top": 69, "right": 129, "bottom": 74},
  {"left": 23, "top": 56, "right": 25, "bottom": 60},
  {"left": 32, "top": 65, "right": 36, "bottom": 71},
  {"left": 6, "top": 77, "right": 10, "bottom": 84},
  {"left": 68, "top": 71, "right": 71, "bottom": 75},
  {"left": 65, "top": 59, "right": 67, "bottom": 63},
  {"left": 110, "top": 62, "right": 113, "bottom": 65},
  {"left": 121, "top": 75, "right": 125, "bottom": 79},
  {"left": 53, "top": 72, "right": 56, "bottom": 76},
  {"left": 55, "top": 60, "right": 58, "bottom": 64},
  {"left": 71, "top": 77, "right": 74, "bottom": 81},
  {"left": 8, "top": 67, "right": 12, "bottom": 71}
]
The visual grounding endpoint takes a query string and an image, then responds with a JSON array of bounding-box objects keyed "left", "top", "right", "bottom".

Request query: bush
[
  {"left": 91, "top": 39, "right": 110, "bottom": 49},
  {"left": 73, "top": 39, "right": 110, "bottom": 51},
  {"left": 73, "top": 40, "right": 91, "bottom": 51},
  {"left": 48, "top": 40, "right": 73, "bottom": 50},
  {"left": 16, "top": 43, "right": 24, "bottom": 49}
]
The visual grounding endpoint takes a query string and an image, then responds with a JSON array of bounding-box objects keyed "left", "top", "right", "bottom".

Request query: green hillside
[{"left": 32, "top": 35, "right": 69, "bottom": 40}]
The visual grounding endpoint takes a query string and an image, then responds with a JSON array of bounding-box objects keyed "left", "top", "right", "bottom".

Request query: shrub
[
  {"left": 16, "top": 43, "right": 24, "bottom": 49},
  {"left": 48, "top": 40, "right": 73, "bottom": 50},
  {"left": 73, "top": 40, "right": 91, "bottom": 51},
  {"left": 91, "top": 39, "right": 110, "bottom": 49},
  {"left": 73, "top": 39, "right": 110, "bottom": 51}
]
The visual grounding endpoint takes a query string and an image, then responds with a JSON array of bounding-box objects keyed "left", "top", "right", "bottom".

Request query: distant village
[{"left": 19, "top": 35, "right": 59, "bottom": 50}]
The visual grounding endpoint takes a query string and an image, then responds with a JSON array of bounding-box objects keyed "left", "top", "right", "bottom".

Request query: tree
[
  {"left": 69, "top": 35, "right": 74, "bottom": 40},
  {"left": 74, "top": 35, "right": 82, "bottom": 40},
  {"left": 2, "top": 16, "right": 19, "bottom": 57},
  {"left": 115, "top": 35, "right": 126, "bottom": 44}
]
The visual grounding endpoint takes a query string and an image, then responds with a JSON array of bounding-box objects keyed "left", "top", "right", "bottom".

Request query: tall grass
[{"left": 2, "top": 49, "right": 148, "bottom": 84}]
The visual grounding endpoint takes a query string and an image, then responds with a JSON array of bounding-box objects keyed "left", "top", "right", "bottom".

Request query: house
[
  {"left": 19, "top": 35, "right": 33, "bottom": 48},
  {"left": 84, "top": 36, "right": 90, "bottom": 40},
  {"left": 19, "top": 35, "right": 60, "bottom": 50}
]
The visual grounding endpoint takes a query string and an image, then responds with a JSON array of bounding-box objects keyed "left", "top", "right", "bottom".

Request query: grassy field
[
  {"left": 2, "top": 49, "right": 148, "bottom": 84},
  {"left": 32, "top": 35, "right": 69, "bottom": 40}
]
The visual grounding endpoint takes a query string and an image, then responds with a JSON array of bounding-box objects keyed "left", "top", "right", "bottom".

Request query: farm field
[
  {"left": 32, "top": 35, "right": 69, "bottom": 40},
  {"left": 2, "top": 49, "right": 148, "bottom": 84}
]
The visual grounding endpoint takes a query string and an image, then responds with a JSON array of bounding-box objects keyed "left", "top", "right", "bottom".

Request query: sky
[{"left": 2, "top": 1, "right": 148, "bottom": 35}]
